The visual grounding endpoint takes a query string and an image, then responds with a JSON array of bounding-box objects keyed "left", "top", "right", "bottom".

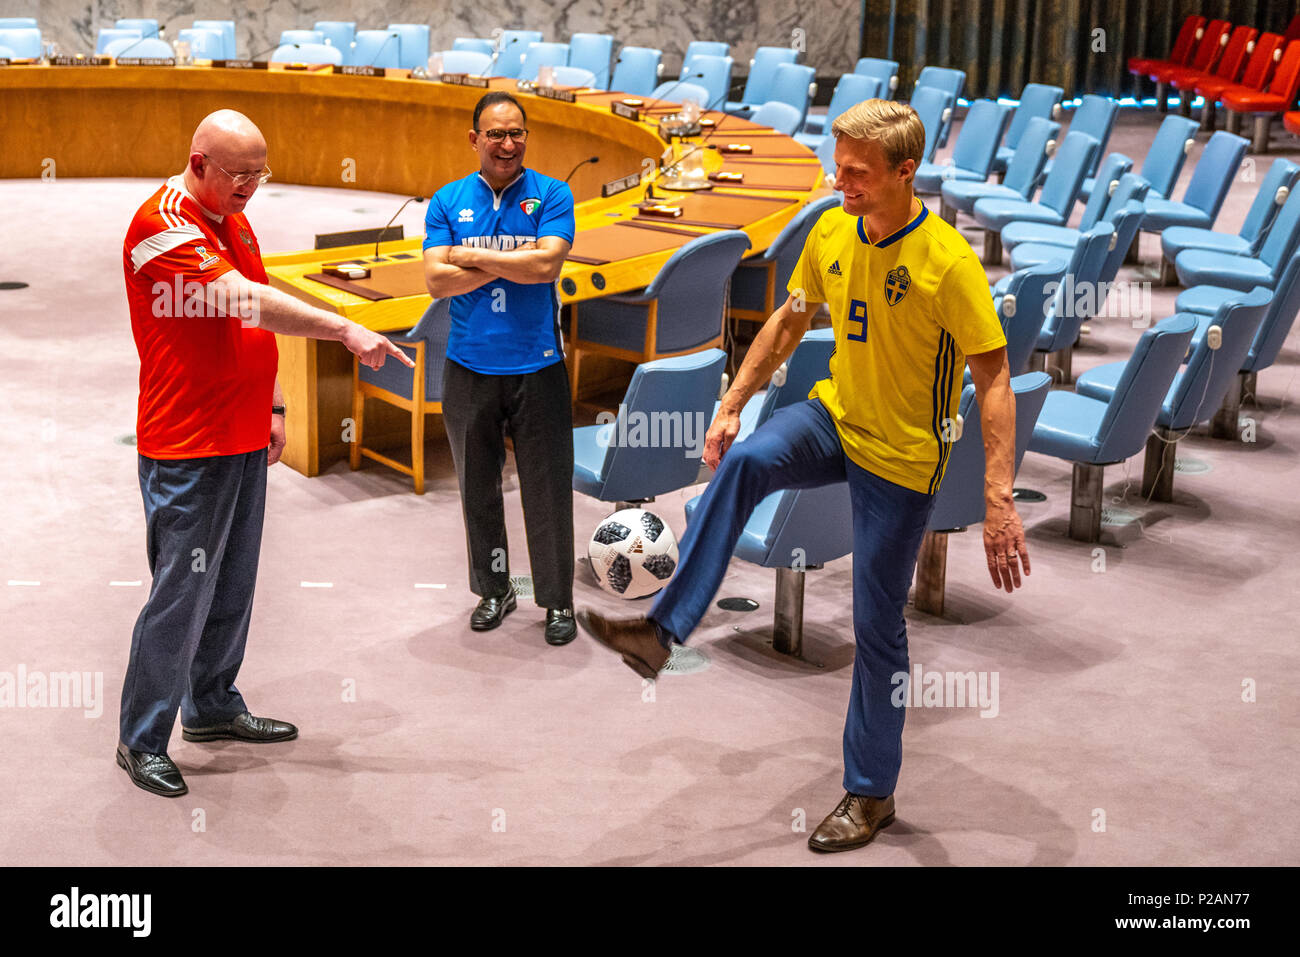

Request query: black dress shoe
[
  {"left": 544, "top": 608, "right": 577, "bottom": 645},
  {"left": 808, "top": 792, "right": 896, "bottom": 852},
  {"left": 116, "top": 743, "right": 188, "bottom": 798},
  {"left": 470, "top": 586, "right": 517, "bottom": 631},
  {"left": 182, "top": 711, "right": 298, "bottom": 743}
]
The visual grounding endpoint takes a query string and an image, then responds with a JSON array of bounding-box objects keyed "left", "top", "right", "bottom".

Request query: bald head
[{"left": 184, "top": 110, "right": 268, "bottom": 217}]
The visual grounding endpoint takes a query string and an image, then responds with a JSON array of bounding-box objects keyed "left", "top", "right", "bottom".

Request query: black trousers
[{"left": 442, "top": 357, "right": 574, "bottom": 609}]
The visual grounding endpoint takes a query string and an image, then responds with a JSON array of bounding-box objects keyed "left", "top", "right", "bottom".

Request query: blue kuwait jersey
[{"left": 424, "top": 168, "right": 576, "bottom": 374}]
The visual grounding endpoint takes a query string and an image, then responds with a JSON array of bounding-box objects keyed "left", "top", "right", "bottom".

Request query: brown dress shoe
[
  {"left": 808, "top": 792, "right": 896, "bottom": 852},
  {"left": 575, "top": 610, "right": 671, "bottom": 679}
]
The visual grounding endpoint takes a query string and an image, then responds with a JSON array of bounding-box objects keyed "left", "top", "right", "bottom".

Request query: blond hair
[{"left": 831, "top": 98, "right": 925, "bottom": 173}]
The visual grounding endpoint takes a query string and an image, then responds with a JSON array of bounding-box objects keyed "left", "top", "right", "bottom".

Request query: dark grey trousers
[{"left": 442, "top": 357, "right": 574, "bottom": 609}]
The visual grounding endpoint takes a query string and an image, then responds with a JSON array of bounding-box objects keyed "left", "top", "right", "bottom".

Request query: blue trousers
[
  {"left": 119, "top": 450, "right": 266, "bottom": 752},
  {"left": 649, "top": 399, "right": 935, "bottom": 796}
]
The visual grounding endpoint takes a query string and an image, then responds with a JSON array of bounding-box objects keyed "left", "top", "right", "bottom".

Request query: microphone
[
  {"left": 244, "top": 40, "right": 293, "bottom": 63},
  {"left": 563, "top": 156, "right": 600, "bottom": 183},
  {"left": 112, "top": 28, "right": 169, "bottom": 60},
  {"left": 478, "top": 36, "right": 522, "bottom": 78},
  {"left": 639, "top": 72, "right": 706, "bottom": 114},
  {"left": 643, "top": 86, "right": 735, "bottom": 201},
  {"left": 368, "top": 32, "right": 398, "bottom": 67},
  {"left": 372, "top": 196, "right": 426, "bottom": 262}
]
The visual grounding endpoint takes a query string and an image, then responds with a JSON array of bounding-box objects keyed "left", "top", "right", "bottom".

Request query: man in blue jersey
[{"left": 424, "top": 92, "right": 578, "bottom": 646}]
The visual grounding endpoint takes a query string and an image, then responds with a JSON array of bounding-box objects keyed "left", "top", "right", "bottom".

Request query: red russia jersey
[{"left": 122, "top": 176, "right": 278, "bottom": 459}]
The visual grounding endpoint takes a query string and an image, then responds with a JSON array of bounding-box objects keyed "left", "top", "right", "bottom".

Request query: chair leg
[
  {"left": 940, "top": 198, "right": 957, "bottom": 225},
  {"left": 411, "top": 409, "right": 425, "bottom": 494},
  {"left": 983, "top": 230, "right": 1002, "bottom": 266},
  {"left": 1159, "top": 256, "right": 1177, "bottom": 287},
  {"left": 1049, "top": 345, "right": 1074, "bottom": 384},
  {"left": 1243, "top": 371, "right": 1258, "bottom": 405},
  {"left": 349, "top": 368, "right": 363, "bottom": 471},
  {"left": 1200, "top": 100, "right": 1216, "bottom": 131},
  {"left": 1155, "top": 81, "right": 1168, "bottom": 112},
  {"left": 1252, "top": 114, "right": 1272, "bottom": 154},
  {"left": 1141, "top": 426, "right": 1176, "bottom": 501},
  {"left": 1027, "top": 350, "right": 1047, "bottom": 374},
  {"left": 772, "top": 567, "right": 805, "bottom": 658},
  {"left": 1125, "top": 230, "right": 1141, "bottom": 264},
  {"left": 913, "top": 530, "right": 947, "bottom": 617},
  {"left": 1069, "top": 462, "right": 1104, "bottom": 543},
  {"left": 1226, "top": 110, "right": 1241, "bottom": 135},
  {"left": 1177, "top": 92, "right": 1192, "bottom": 117},
  {"left": 1210, "top": 371, "right": 1245, "bottom": 440}
]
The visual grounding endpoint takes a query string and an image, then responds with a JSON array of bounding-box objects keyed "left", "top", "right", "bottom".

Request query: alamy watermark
[
  {"left": 891, "top": 664, "right": 1000, "bottom": 717},
  {"left": 595, "top": 406, "right": 709, "bottom": 459},
  {"left": 0, "top": 665, "right": 104, "bottom": 718}
]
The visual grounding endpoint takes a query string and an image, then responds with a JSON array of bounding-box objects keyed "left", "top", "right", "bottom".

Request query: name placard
[
  {"left": 332, "top": 64, "right": 388, "bottom": 77},
  {"left": 439, "top": 72, "right": 489, "bottom": 87},
  {"left": 115, "top": 57, "right": 176, "bottom": 67},
  {"left": 212, "top": 59, "right": 269, "bottom": 70},
  {"left": 611, "top": 101, "right": 641, "bottom": 121},
  {"left": 535, "top": 86, "right": 576, "bottom": 103},
  {"left": 49, "top": 55, "right": 111, "bottom": 67},
  {"left": 601, "top": 173, "right": 642, "bottom": 198},
  {"left": 0, "top": 58, "right": 9, "bottom": 67}
]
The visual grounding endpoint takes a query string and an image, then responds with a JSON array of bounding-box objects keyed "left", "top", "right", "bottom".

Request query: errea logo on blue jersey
[{"left": 458, "top": 208, "right": 474, "bottom": 223}]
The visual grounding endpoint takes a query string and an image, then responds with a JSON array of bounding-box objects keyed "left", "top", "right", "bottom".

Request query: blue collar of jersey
[{"left": 856, "top": 202, "right": 927, "bottom": 248}]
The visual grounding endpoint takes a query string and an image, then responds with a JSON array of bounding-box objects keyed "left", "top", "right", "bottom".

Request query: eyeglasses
[
  {"left": 477, "top": 128, "right": 529, "bottom": 143},
  {"left": 203, "top": 154, "right": 273, "bottom": 186}
]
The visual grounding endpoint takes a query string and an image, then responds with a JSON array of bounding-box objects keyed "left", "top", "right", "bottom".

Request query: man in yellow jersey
[{"left": 577, "top": 100, "right": 1028, "bottom": 852}]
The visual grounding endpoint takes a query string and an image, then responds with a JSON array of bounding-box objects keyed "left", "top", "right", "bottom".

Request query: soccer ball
[{"left": 588, "top": 508, "right": 680, "bottom": 599}]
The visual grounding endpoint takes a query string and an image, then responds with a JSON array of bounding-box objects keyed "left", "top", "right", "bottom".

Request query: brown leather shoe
[
  {"left": 808, "top": 792, "right": 896, "bottom": 852},
  {"left": 575, "top": 610, "right": 671, "bottom": 679}
]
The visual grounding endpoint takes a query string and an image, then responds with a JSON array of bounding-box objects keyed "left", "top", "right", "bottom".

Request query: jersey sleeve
[
  {"left": 785, "top": 219, "right": 827, "bottom": 305},
  {"left": 423, "top": 192, "right": 454, "bottom": 250},
  {"left": 537, "top": 180, "right": 576, "bottom": 243},
  {"left": 130, "top": 212, "right": 235, "bottom": 287},
  {"left": 936, "top": 253, "right": 1007, "bottom": 356}
]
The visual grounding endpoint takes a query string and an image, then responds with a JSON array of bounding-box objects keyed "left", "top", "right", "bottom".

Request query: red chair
[
  {"left": 1285, "top": 14, "right": 1300, "bottom": 43},
  {"left": 1224, "top": 40, "right": 1300, "bottom": 153},
  {"left": 1198, "top": 32, "right": 1286, "bottom": 131},
  {"left": 1284, "top": 111, "right": 1300, "bottom": 136},
  {"left": 1170, "top": 24, "right": 1255, "bottom": 124},
  {"left": 1150, "top": 19, "right": 1231, "bottom": 112},
  {"left": 1129, "top": 16, "right": 1206, "bottom": 103}
]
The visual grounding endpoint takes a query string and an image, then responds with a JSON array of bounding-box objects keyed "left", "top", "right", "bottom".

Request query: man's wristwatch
[{"left": 272, "top": 405, "right": 286, "bottom": 417}]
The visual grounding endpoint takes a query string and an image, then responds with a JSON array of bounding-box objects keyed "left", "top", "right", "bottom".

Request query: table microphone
[
  {"left": 563, "top": 156, "right": 600, "bottom": 183},
  {"left": 372, "top": 196, "right": 426, "bottom": 262},
  {"left": 643, "top": 86, "right": 734, "bottom": 201},
  {"left": 111, "top": 30, "right": 170, "bottom": 60},
  {"left": 477, "top": 36, "right": 522, "bottom": 78},
  {"left": 244, "top": 40, "right": 294, "bottom": 62},
  {"left": 368, "top": 32, "right": 398, "bottom": 67}
]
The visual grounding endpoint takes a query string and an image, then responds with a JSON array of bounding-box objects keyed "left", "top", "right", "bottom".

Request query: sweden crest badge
[{"left": 884, "top": 265, "right": 911, "bottom": 306}]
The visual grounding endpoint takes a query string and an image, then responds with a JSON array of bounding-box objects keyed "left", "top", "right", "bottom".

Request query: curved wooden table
[{"left": 1, "top": 62, "right": 830, "bottom": 474}]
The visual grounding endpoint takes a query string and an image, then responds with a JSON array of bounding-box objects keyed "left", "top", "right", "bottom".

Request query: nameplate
[
  {"left": 439, "top": 72, "right": 489, "bottom": 87},
  {"left": 115, "top": 57, "right": 176, "bottom": 67},
  {"left": 536, "top": 86, "right": 575, "bottom": 103},
  {"left": 0, "top": 58, "right": 9, "bottom": 67},
  {"left": 333, "top": 64, "right": 388, "bottom": 77},
  {"left": 213, "top": 59, "right": 269, "bottom": 70},
  {"left": 611, "top": 101, "right": 641, "bottom": 121},
  {"left": 49, "top": 55, "right": 111, "bottom": 67},
  {"left": 601, "top": 173, "right": 642, "bottom": 198},
  {"left": 638, "top": 204, "right": 683, "bottom": 219}
]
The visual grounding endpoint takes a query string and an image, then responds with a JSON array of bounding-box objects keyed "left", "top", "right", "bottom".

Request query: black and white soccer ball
[{"left": 587, "top": 508, "right": 680, "bottom": 599}]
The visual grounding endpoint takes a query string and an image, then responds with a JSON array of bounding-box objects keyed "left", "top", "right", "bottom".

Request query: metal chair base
[
  {"left": 914, "top": 530, "right": 949, "bottom": 616},
  {"left": 1142, "top": 425, "right": 1177, "bottom": 501},
  {"left": 1069, "top": 462, "right": 1105, "bottom": 542}
]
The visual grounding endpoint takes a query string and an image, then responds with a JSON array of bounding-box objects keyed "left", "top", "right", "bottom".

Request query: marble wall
[{"left": 2, "top": 0, "right": 862, "bottom": 76}]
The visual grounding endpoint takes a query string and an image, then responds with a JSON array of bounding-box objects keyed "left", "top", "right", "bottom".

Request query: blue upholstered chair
[
  {"left": 939, "top": 116, "right": 1060, "bottom": 224},
  {"left": 854, "top": 57, "right": 899, "bottom": 96},
  {"left": 1172, "top": 251, "right": 1300, "bottom": 438},
  {"left": 192, "top": 20, "right": 236, "bottom": 59},
  {"left": 913, "top": 99, "right": 1014, "bottom": 195},
  {"left": 761, "top": 63, "right": 817, "bottom": 129},
  {"left": 914, "top": 66, "right": 966, "bottom": 146},
  {"left": 796, "top": 74, "right": 883, "bottom": 149},
  {"left": 816, "top": 136, "right": 837, "bottom": 179},
  {"left": 271, "top": 42, "right": 341, "bottom": 65},
  {"left": 493, "top": 30, "right": 544, "bottom": 78},
  {"left": 1079, "top": 113, "right": 1196, "bottom": 202},
  {"left": 314, "top": 21, "right": 356, "bottom": 52},
  {"left": 551, "top": 65, "right": 598, "bottom": 87},
  {"left": 681, "top": 53, "right": 732, "bottom": 110},
  {"left": 437, "top": 50, "right": 492, "bottom": 75},
  {"left": 1023, "top": 221, "right": 1118, "bottom": 381},
  {"left": 518, "top": 41, "right": 569, "bottom": 82},
  {"left": 115, "top": 18, "right": 159, "bottom": 37},
  {"left": 724, "top": 329, "right": 837, "bottom": 444},
  {"left": 349, "top": 298, "right": 452, "bottom": 494},
  {"left": 683, "top": 479, "right": 854, "bottom": 656},
  {"left": 649, "top": 80, "right": 710, "bottom": 108},
  {"left": 176, "top": 28, "right": 224, "bottom": 60},
  {"left": 1026, "top": 314, "right": 1198, "bottom": 541},
  {"left": 567, "top": 231, "right": 753, "bottom": 396},
  {"left": 1009, "top": 192, "right": 1148, "bottom": 276},
  {"left": 911, "top": 85, "right": 955, "bottom": 163},
  {"left": 913, "top": 372, "right": 1053, "bottom": 616},
  {"left": 451, "top": 37, "right": 494, "bottom": 55},
  {"left": 972, "top": 130, "right": 1100, "bottom": 263},
  {"left": 568, "top": 32, "right": 615, "bottom": 88},
  {"left": 680, "top": 40, "right": 729, "bottom": 77},
  {"left": 750, "top": 101, "right": 803, "bottom": 136},
  {"left": 1042, "top": 94, "right": 1119, "bottom": 191},
  {"left": 386, "top": 24, "right": 429, "bottom": 71},
  {"left": 1139, "top": 130, "right": 1250, "bottom": 237},
  {"left": 105, "top": 36, "right": 173, "bottom": 58},
  {"left": 1159, "top": 158, "right": 1300, "bottom": 283},
  {"left": 279, "top": 29, "right": 324, "bottom": 47},
  {"left": 1075, "top": 288, "right": 1271, "bottom": 500},
  {"left": 0, "top": 43, "right": 17, "bottom": 58},
  {"left": 572, "top": 349, "right": 728, "bottom": 504},
  {"left": 725, "top": 46, "right": 798, "bottom": 115},
  {"left": 1001, "top": 154, "right": 1135, "bottom": 253},
  {"left": 349, "top": 29, "right": 402, "bottom": 68},
  {"left": 730, "top": 195, "right": 841, "bottom": 325},
  {"left": 611, "top": 46, "right": 663, "bottom": 96},
  {"left": 0, "top": 17, "right": 37, "bottom": 28},
  {"left": 991, "top": 83, "right": 1064, "bottom": 176},
  {"left": 1173, "top": 182, "right": 1300, "bottom": 290},
  {"left": 993, "top": 260, "right": 1070, "bottom": 375},
  {"left": 94, "top": 27, "right": 141, "bottom": 55}
]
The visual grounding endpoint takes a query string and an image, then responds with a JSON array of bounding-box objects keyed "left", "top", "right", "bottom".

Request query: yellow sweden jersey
[{"left": 787, "top": 201, "right": 1006, "bottom": 494}]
